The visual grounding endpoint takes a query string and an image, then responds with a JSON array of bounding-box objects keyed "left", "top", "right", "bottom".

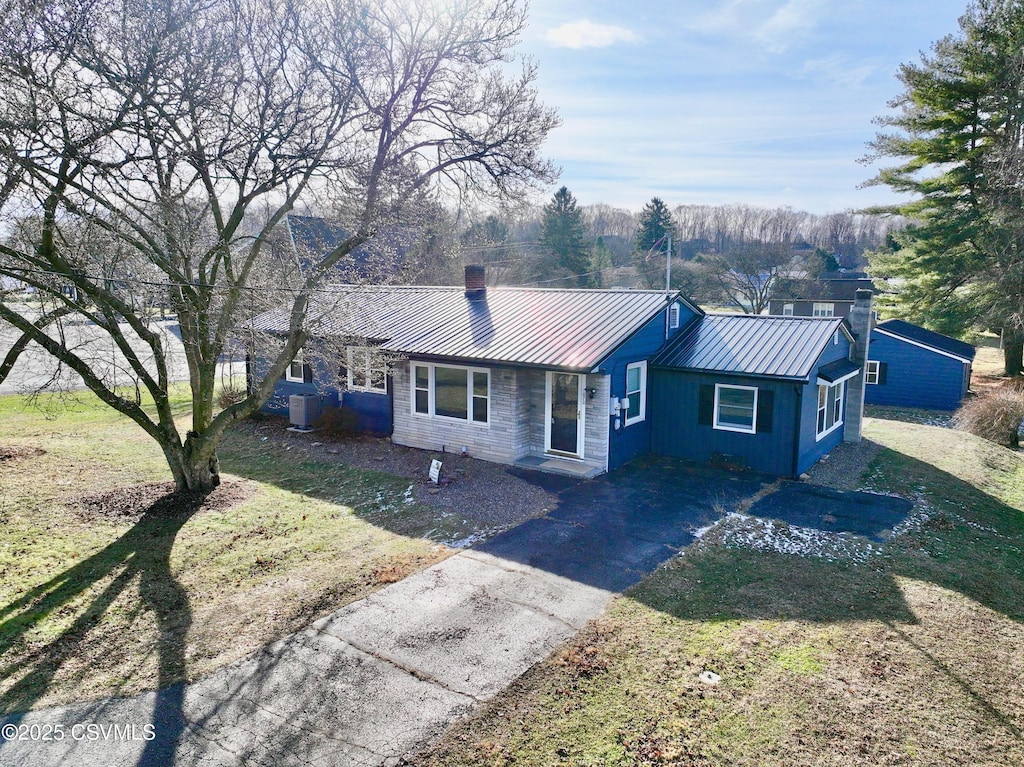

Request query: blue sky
[{"left": 516, "top": 0, "right": 969, "bottom": 214}]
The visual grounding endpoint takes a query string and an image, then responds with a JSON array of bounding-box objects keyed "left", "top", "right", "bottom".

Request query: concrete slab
[
  {"left": 0, "top": 629, "right": 475, "bottom": 767},
  {"left": 313, "top": 552, "right": 609, "bottom": 700}
]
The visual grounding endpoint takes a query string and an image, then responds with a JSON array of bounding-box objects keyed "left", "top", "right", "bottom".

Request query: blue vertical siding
[
  {"left": 865, "top": 331, "right": 969, "bottom": 411},
  {"left": 253, "top": 346, "right": 393, "bottom": 435},
  {"left": 651, "top": 330, "right": 855, "bottom": 477},
  {"left": 795, "top": 332, "right": 852, "bottom": 473},
  {"left": 649, "top": 371, "right": 799, "bottom": 475},
  {"left": 605, "top": 302, "right": 699, "bottom": 470}
]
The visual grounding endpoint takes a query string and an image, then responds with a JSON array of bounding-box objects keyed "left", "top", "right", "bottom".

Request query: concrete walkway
[{"left": 0, "top": 551, "right": 610, "bottom": 767}]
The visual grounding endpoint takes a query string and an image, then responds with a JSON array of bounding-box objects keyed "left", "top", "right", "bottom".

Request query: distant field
[{"left": 416, "top": 415, "right": 1024, "bottom": 767}]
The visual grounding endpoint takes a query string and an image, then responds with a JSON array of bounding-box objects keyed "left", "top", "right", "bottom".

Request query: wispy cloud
[
  {"left": 688, "top": 0, "right": 825, "bottom": 53},
  {"left": 756, "top": 0, "right": 825, "bottom": 53},
  {"left": 545, "top": 19, "right": 640, "bottom": 50},
  {"left": 800, "top": 54, "right": 880, "bottom": 89}
]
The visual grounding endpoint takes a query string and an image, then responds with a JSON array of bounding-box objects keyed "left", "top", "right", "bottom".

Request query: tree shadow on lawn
[
  {"left": 0, "top": 491, "right": 204, "bottom": 766},
  {"left": 628, "top": 447, "right": 1024, "bottom": 740}
]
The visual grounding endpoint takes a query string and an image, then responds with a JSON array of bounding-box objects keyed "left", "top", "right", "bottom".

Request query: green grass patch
[
  {"left": 0, "top": 389, "right": 448, "bottom": 714},
  {"left": 417, "top": 416, "right": 1024, "bottom": 767}
]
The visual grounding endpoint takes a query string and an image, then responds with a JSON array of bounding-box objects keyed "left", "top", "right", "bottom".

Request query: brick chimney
[
  {"left": 844, "top": 288, "right": 874, "bottom": 443},
  {"left": 464, "top": 264, "right": 486, "bottom": 300}
]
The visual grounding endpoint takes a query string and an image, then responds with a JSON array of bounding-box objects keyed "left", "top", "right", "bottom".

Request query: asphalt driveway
[{"left": 479, "top": 457, "right": 772, "bottom": 591}]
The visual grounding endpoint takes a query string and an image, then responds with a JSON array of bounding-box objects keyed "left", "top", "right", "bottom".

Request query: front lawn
[
  {"left": 415, "top": 416, "right": 1024, "bottom": 767},
  {"left": 0, "top": 390, "right": 449, "bottom": 715}
]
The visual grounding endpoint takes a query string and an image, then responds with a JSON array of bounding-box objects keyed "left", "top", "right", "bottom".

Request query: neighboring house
[
  {"left": 285, "top": 214, "right": 404, "bottom": 281},
  {"left": 865, "top": 319, "right": 975, "bottom": 411},
  {"left": 253, "top": 266, "right": 700, "bottom": 477},
  {"left": 768, "top": 277, "right": 875, "bottom": 319},
  {"left": 252, "top": 267, "right": 872, "bottom": 477},
  {"left": 649, "top": 314, "right": 859, "bottom": 476}
]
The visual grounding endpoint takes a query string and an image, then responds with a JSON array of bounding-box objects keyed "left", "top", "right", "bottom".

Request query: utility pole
[{"left": 665, "top": 234, "right": 672, "bottom": 292}]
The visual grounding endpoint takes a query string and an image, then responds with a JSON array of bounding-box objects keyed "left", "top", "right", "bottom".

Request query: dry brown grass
[{"left": 955, "top": 384, "right": 1024, "bottom": 447}]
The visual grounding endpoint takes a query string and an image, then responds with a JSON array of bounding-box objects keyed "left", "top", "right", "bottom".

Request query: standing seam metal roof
[
  {"left": 875, "top": 319, "right": 976, "bottom": 361},
  {"left": 651, "top": 314, "right": 848, "bottom": 380},
  {"left": 251, "top": 285, "right": 684, "bottom": 370}
]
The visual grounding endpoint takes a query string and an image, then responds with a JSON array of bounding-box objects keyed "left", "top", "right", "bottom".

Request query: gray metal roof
[
  {"left": 652, "top": 313, "right": 849, "bottom": 380},
  {"left": 253, "top": 286, "right": 687, "bottom": 371}
]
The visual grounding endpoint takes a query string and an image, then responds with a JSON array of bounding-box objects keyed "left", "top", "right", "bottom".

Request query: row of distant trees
[{"left": 390, "top": 190, "right": 905, "bottom": 294}]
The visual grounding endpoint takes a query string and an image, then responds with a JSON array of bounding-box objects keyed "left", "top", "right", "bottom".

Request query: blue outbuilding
[{"left": 865, "top": 319, "right": 975, "bottom": 411}]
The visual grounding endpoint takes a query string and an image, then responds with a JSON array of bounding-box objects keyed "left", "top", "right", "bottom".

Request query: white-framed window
[
  {"left": 865, "top": 360, "right": 880, "bottom": 385},
  {"left": 669, "top": 303, "right": 681, "bottom": 329},
  {"left": 411, "top": 362, "right": 489, "bottom": 425},
  {"left": 812, "top": 302, "right": 835, "bottom": 317},
  {"left": 625, "top": 361, "right": 647, "bottom": 425},
  {"left": 816, "top": 380, "right": 844, "bottom": 439},
  {"left": 286, "top": 350, "right": 306, "bottom": 382},
  {"left": 713, "top": 384, "right": 758, "bottom": 434},
  {"left": 347, "top": 347, "right": 387, "bottom": 393},
  {"left": 782, "top": 303, "right": 794, "bottom": 316}
]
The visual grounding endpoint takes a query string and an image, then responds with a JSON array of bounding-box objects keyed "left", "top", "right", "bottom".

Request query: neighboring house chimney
[
  {"left": 464, "top": 264, "right": 486, "bottom": 300},
  {"left": 845, "top": 288, "right": 874, "bottom": 443}
]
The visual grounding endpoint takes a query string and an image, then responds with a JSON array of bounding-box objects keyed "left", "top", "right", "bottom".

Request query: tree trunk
[
  {"left": 162, "top": 436, "right": 221, "bottom": 494},
  {"left": 1003, "top": 329, "right": 1023, "bottom": 376}
]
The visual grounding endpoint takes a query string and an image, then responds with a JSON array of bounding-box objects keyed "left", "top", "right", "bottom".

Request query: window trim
[
  {"left": 812, "top": 302, "right": 835, "bottom": 317},
  {"left": 782, "top": 303, "right": 794, "bottom": 316},
  {"left": 624, "top": 361, "right": 647, "bottom": 426},
  {"left": 713, "top": 383, "right": 758, "bottom": 434},
  {"left": 410, "top": 362, "right": 490, "bottom": 426},
  {"left": 285, "top": 350, "right": 306, "bottom": 383},
  {"left": 346, "top": 347, "right": 388, "bottom": 394},
  {"left": 865, "top": 360, "right": 880, "bottom": 385},
  {"left": 816, "top": 380, "right": 845, "bottom": 440}
]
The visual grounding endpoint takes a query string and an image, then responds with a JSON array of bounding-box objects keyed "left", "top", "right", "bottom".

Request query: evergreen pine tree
[
  {"left": 539, "top": 186, "right": 591, "bottom": 286},
  {"left": 867, "top": 0, "right": 1024, "bottom": 373},
  {"left": 633, "top": 197, "right": 677, "bottom": 289}
]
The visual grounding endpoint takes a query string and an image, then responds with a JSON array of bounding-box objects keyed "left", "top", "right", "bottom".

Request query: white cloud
[
  {"left": 689, "top": 0, "right": 758, "bottom": 35},
  {"left": 544, "top": 19, "right": 640, "bottom": 50},
  {"left": 688, "top": 0, "right": 825, "bottom": 54},
  {"left": 756, "top": 0, "right": 825, "bottom": 53},
  {"left": 800, "top": 54, "right": 880, "bottom": 90}
]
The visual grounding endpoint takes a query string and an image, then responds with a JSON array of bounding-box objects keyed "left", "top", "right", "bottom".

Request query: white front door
[{"left": 545, "top": 372, "right": 585, "bottom": 458}]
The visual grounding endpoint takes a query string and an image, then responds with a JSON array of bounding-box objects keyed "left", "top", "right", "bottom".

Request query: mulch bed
[
  {"left": 0, "top": 446, "right": 46, "bottom": 462},
  {"left": 74, "top": 479, "right": 256, "bottom": 523}
]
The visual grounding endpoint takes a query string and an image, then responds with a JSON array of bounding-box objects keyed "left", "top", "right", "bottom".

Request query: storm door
[{"left": 545, "top": 372, "right": 585, "bottom": 458}]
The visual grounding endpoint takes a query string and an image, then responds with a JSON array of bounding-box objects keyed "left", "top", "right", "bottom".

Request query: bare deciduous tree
[{"left": 0, "top": 0, "right": 558, "bottom": 492}]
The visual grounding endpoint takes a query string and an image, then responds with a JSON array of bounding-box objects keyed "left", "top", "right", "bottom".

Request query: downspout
[{"left": 791, "top": 384, "right": 803, "bottom": 478}]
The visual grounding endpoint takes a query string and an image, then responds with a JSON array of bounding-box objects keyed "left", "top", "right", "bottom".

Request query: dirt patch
[
  {"left": 233, "top": 417, "right": 559, "bottom": 545},
  {"left": 74, "top": 479, "right": 256, "bottom": 523},
  {"left": 0, "top": 445, "right": 46, "bottom": 462}
]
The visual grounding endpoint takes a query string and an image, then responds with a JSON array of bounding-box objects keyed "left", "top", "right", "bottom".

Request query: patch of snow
[{"left": 695, "top": 512, "right": 880, "bottom": 564}]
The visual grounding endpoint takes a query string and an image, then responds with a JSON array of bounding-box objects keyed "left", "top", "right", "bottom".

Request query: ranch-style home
[{"left": 251, "top": 267, "right": 873, "bottom": 477}]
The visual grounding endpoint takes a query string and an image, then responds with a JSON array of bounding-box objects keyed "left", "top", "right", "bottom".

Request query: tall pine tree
[
  {"left": 539, "top": 186, "right": 591, "bottom": 286},
  {"left": 633, "top": 197, "right": 676, "bottom": 289},
  {"left": 867, "top": 0, "right": 1024, "bottom": 374}
]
